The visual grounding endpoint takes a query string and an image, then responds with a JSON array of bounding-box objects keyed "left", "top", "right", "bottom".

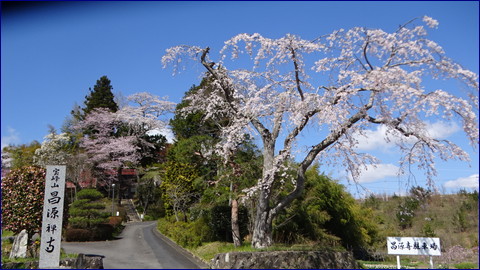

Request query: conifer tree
[{"left": 83, "top": 75, "right": 118, "bottom": 115}]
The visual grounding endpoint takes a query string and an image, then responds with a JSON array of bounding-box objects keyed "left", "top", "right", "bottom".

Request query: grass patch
[
  {"left": 1, "top": 256, "right": 38, "bottom": 264},
  {"left": 191, "top": 241, "right": 341, "bottom": 262},
  {"left": 2, "top": 230, "right": 14, "bottom": 237},
  {"left": 192, "top": 242, "right": 254, "bottom": 261},
  {"left": 454, "top": 262, "right": 479, "bottom": 269}
]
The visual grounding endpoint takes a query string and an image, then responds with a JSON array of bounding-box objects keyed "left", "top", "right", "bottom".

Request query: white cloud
[
  {"left": 147, "top": 127, "right": 175, "bottom": 143},
  {"left": 444, "top": 174, "right": 479, "bottom": 189},
  {"left": 349, "top": 163, "right": 401, "bottom": 183},
  {"left": 424, "top": 121, "right": 460, "bottom": 139},
  {"left": 355, "top": 125, "right": 395, "bottom": 151},
  {"left": 1, "top": 127, "right": 21, "bottom": 149},
  {"left": 355, "top": 121, "right": 459, "bottom": 151}
]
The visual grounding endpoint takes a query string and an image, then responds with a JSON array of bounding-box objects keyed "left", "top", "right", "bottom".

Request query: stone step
[{"left": 121, "top": 199, "right": 142, "bottom": 222}]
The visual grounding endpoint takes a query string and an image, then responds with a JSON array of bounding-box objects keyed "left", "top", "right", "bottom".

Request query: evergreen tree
[
  {"left": 168, "top": 79, "right": 222, "bottom": 188},
  {"left": 83, "top": 75, "right": 118, "bottom": 115},
  {"left": 169, "top": 78, "right": 263, "bottom": 246},
  {"left": 170, "top": 79, "right": 221, "bottom": 140},
  {"left": 273, "top": 164, "right": 380, "bottom": 259},
  {"left": 68, "top": 188, "right": 108, "bottom": 230}
]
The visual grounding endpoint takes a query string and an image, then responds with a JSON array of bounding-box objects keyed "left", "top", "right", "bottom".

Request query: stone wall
[
  {"left": 211, "top": 250, "right": 358, "bottom": 269},
  {"left": 1, "top": 253, "right": 104, "bottom": 269}
]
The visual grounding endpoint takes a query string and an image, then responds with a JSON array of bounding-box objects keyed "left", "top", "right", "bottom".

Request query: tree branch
[
  {"left": 201, "top": 47, "right": 273, "bottom": 144},
  {"left": 363, "top": 37, "right": 374, "bottom": 71},
  {"left": 282, "top": 109, "right": 320, "bottom": 155},
  {"left": 290, "top": 48, "right": 305, "bottom": 101},
  {"left": 272, "top": 111, "right": 283, "bottom": 141},
  {"left": 201, "top": 47, "right": 235, "bottom": 106},
  {"left": 271, "top": 93, "right": 376, "bottom": 218}
]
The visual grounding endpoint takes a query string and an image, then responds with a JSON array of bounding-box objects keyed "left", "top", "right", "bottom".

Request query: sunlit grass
[
  {"left": 2, "top": 230, "right": 14, "bottom": 237},
  {"left": 191, "top": 241, "right": 336, "bottom": 262},
  {"left": 192, "top": 241, "right": 253, "bottom": 262}
]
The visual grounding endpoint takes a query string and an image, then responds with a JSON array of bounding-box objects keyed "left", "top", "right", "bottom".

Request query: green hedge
[{"left": 157, "top": 217, "right": 212, "bottom": 248}]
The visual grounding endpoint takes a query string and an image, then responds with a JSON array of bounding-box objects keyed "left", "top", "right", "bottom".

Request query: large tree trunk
[
  {"left": 231, "top": 198, "right": 242, "bottom": 247},
  {"left": 251, "top": 189, "right": 273, "bottom": 248},
  {"left": 251, "top": 139, "right": 275, "bottom": 249}
]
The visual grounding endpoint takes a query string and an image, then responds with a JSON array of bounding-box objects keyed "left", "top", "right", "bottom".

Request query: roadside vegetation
[{"left": 156, "top": 188, "right": 478, "bottom": 269}]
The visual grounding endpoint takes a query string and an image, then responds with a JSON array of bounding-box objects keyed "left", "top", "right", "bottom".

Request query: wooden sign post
[{"left": 39, "top": 165, "right": 66, "bottom": 269}]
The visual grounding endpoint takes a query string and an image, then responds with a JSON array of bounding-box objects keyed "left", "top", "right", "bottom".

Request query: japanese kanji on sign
[
  {"left": 387, "top": 237, "right": 441, "bottom": 256},
  {"left": 39, "top": 165, "right": 66, "bottom": 269}
]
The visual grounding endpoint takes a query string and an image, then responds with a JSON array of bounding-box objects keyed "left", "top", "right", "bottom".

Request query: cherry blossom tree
[
  {"left": 76, "top": 93, "right": 174, "bottom": 186},
  {"left": 162, "top": 16, "right": 479, "bottom": 248},
  {"left": 76, "top": 108, "right": 139, "bottom": 176},
  {"left": 117, "top": 92, "right": 175, "bottom": 135},
  {"left": 117, "top": 92, "right": 175, "bottom": 161}
]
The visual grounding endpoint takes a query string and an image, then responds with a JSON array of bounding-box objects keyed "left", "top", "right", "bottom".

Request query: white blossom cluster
[{"left": 34, "top": 132, "right": 72, "bottom": 166}]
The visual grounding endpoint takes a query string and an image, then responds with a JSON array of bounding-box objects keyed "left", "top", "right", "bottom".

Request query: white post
[
  {"left": 429, "top": 256, "right": 433, "bottom": 269},
  {"left": 397, "top": 255, "right": 401, "bottom": 269},
  {"left": 112, "top": 183, "right": 116, "bottom": 216},
  {"left": 39, "top": 165, "right": 66, "bottom": 269}
]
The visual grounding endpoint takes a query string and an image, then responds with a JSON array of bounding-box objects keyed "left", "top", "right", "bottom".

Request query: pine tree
[{"left": 83, "top": 76, "right": 118, "bottom": 115}]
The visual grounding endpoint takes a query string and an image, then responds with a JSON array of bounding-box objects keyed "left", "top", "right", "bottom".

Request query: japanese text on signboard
[
  {"left": 387, "top": 237, "right": 441, "bottom": 256},
  {"left": 39, "top": 166, "right": 66, "bottom": 268}
]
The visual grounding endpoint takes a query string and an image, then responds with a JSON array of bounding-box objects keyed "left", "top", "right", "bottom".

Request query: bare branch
[
  {"left": 363, "top": 37, "right": 374, "bottom": 71},
  {"left": 290, "top": 48, "right": 305, "bottom": 101},
  {"left": 271, "top": 92, "right": 376, "bottom": 217},
  {"left": 201, "top": 47, "right": 235, "bottom": 107}
]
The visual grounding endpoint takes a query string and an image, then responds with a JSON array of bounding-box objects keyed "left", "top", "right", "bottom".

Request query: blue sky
[{"left": 2, "top": 1, "right": 478, "bottom": 197}]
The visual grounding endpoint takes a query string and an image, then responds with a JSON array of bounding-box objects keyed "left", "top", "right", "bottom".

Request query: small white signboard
[
  {"left": 387, "top": 237, "right": 441, "bottom": 256},
  {"left": 387, "top": 237, "right": 441, "bottom": 269},
  {"left": 39, "top": 165, "right": 66, "bottom": 269}
]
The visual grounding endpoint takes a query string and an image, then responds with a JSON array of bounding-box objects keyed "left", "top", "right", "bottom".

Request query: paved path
[{"left": 62, "top": 221, "right": 207, "bottom": 269}]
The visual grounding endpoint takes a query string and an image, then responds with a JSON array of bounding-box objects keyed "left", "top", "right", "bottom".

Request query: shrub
[
  {"left": 65, "top": 228, "right": 92, "bottom": 242},
  {"left": 1, "top": 166, "right": 46, "bottom": 236},
  {"left": 452, "top": 206, "right": 468, "bottom": 232},
  {"left": 363, "top": 195, "right": 381, "bottom": 210},
  {"left": 421, "top": 222, "right": 436, "bottom": 237},
  {"left": 107, "top": 216, "right": 125, "bottom": 236},
  {"left": 93, "top": 223, "right": 115, "bottom": 240},
  {"left": 108, "top": 216, "right": 123, "bottom": 228},
  {"left": 396, "top": 197, "right": 419, "bottom": 229},
  {"left": 66, "top": 223, "right": 116, "bottom": 241},
  {"left": 68, "top": 189, "right": 109, "bottom": 230},
  {"left": 157, "top": 217, "right": 212, "bottom": 248},
  {"left": 66, "top": 188, "right": 112, "bottom": 241},
  {"left": 273, "top": 165, "right": 381, "bottom": 260},
  {"left": 76, "top": 188, "right": 104, "bottom": 201}
]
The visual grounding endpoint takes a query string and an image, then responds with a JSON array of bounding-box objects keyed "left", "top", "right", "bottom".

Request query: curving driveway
[{"left": 62, "top": 221, "right": 208, "bottom": 269}]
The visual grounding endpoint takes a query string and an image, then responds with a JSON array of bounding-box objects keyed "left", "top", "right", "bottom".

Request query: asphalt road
[{"left": 62, "top": 221, "right": 207, "bottom": 269}]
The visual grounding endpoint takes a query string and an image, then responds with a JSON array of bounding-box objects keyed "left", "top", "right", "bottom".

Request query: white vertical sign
[{"left": 39, "top": 165, "right": 66, "bottom": 269}]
